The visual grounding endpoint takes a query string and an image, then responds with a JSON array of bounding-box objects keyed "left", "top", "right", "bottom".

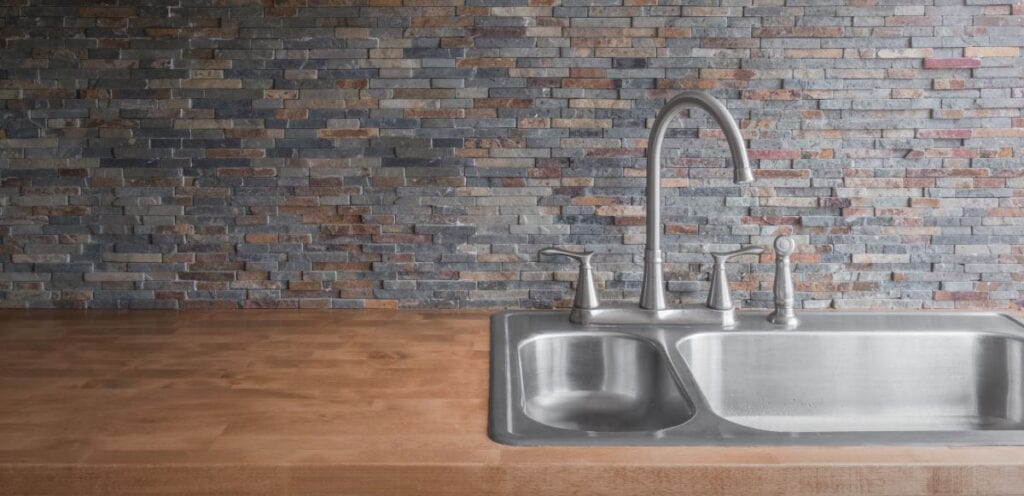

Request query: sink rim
[{"left": 489, "top": 309, "right": 1024, "bottom": 446}]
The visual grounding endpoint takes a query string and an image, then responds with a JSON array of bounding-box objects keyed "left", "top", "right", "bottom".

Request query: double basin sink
[{"left": 489, "top": 311, "right": 1024, "bottom": 445}]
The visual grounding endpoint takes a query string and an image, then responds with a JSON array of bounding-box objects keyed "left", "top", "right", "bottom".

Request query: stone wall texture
[{"left": 1, "top": 0, "right": 1022, "bottom": 310}]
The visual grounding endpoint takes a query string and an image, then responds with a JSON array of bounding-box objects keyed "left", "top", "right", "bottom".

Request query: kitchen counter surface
[{"left": 1, "top": 309, "right": 1023, "bottom": 495}]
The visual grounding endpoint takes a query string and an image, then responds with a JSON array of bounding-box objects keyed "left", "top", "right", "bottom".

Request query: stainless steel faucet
[
  {"left": 640, "top": 91, "right": 755, "bottom": 310},
  {"left": 540, "top": 91, "right": 766, "bottom": 326}
]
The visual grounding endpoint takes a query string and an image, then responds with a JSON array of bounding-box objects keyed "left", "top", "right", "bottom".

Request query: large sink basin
[
  {"left": 680, "top": 329, "right": 1024, "bottom": 433},
  {"left": 489, "top": 311, "right": 1024, "bottom": 445}
]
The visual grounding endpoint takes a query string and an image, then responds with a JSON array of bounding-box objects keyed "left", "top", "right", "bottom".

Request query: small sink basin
[
  {"left": 679, "top": 328, "right": 1024, "bottom": 433},
  {"left": 519, "top": 333, "right": 693, "bottom": 432},
  {"left": 490, "top": 311, "right": 1024, "bottom": 446}
]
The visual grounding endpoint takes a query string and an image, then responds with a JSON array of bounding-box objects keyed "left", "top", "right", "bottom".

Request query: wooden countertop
[{"left": 1, "top": 309, "right": 1023, "bottom": 495}]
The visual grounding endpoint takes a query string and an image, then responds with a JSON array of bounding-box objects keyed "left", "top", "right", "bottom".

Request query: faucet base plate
[{"left": 571, "top": 305, "right": 736, "bottom": 327}]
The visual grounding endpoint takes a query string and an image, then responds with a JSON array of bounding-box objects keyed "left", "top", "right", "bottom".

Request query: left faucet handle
[{"left": 539, "top": 247, "right": 599, "bottom": 310}]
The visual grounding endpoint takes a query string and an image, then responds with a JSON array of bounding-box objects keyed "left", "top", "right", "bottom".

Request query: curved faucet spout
[{"left": 639, "top": 91, "right": 752, "bottom": 310}]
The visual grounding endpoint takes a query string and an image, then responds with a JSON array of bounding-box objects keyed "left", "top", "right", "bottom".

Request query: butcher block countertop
[{"left": 1, "top": 309, "right": 1024, "bottom": 495}]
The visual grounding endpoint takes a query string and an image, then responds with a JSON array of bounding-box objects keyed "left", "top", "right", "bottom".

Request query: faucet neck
[{"left": 639, "top": 91, "right": 752, "bottom": 310}]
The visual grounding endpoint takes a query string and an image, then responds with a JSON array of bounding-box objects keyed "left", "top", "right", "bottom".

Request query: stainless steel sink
[{"left": 489, "top": 311, "right": 1024, "bottom": 445}]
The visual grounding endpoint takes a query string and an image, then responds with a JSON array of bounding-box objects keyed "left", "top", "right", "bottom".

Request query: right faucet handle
[
  {"left": 706, "top": 246, "right": 765, "bottom": 311},
  {"left": 768, "top": 235, "right": 798, "bottom": 326}
]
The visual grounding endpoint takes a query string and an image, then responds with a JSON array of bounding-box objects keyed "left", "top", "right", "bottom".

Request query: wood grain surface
[{"left": 1, "top": 309, "right": 1023, "bottom": 495}]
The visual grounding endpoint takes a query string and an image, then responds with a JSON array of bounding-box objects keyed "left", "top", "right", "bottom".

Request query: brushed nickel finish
[
  {"left": 538, "top": 247, "right": 599, "bottom": 314},
  {"left": 640, "top": 91, "right": 754, "bottom": 312},
  {"left": 767, "top": 235, "right": 798, "bottom": 326},
  {"left": 542, "top": 91, "right": 760, "bottom": 327},
  {"left": 707, "top": 246, "right": 764, "bottom": 311}
]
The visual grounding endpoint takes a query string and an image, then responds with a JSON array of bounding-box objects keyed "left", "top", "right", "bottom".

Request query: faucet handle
[
  {"left": 709, "top": 245, "right": 764, "bottom": 264},
  {"left": 539, "top": 247, "right": 599, "bottom": 310},
  {"left": 539, "top": 247, "right": 593, "bottom": 265},
  {"left": 706, "top": 245, "right": 764, "bottom": 311}
]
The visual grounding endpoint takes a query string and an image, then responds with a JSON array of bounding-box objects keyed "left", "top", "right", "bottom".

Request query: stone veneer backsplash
[{"left": 0, "top": 0, "right": 1022, "bottom": 310}]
